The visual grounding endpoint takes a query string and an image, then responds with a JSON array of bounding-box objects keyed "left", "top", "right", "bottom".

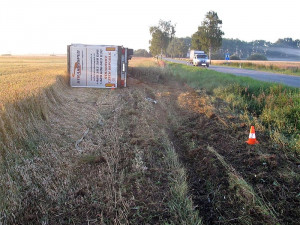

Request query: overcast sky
[{"left": 0, "top": 0, "right": 299, "bottom": 54}]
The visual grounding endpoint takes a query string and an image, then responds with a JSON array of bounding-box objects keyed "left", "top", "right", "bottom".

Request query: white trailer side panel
[{"left": 70, "top": 45, "right": 118, "bottom": 88}]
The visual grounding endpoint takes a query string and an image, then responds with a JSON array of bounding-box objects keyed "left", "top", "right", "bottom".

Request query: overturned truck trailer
[{"left": 67, "top": 44, "right": 133, "bottom": 88}]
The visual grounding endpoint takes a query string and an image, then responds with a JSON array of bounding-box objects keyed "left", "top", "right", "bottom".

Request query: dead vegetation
[{"left": 0, "top": 57, "right": 200, "bottom": 224}]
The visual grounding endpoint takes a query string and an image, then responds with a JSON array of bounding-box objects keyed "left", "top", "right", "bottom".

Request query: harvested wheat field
[
  {"left": 0, "top": 56, "right": 299, "bottom": 224},
  {"left": 211, "top": 60, "right": 300, "bottom": 76}
]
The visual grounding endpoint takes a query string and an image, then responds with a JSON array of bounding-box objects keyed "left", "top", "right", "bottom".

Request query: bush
[
  {"left": 134, "top": 49, "right": 152, "bottom": 57},
  {"left": 247, "top": 54, "right": 268, "bottom": 61},
  {"left": 211, "top": 52, "right": 224, "bottom": 60},
  {"left": 230, "top": 55, "right": 240, "bottom": 60}
]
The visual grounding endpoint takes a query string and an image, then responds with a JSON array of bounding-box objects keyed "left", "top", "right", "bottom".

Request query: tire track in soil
[{"left": 166, "top": 90, "right": 300, "bottom": 224}]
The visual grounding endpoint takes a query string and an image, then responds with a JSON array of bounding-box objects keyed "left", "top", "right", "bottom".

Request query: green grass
[
  {"left": 162, "top": 135, "right": 202, "bottom": 225},
  {"left": 167, "top": 62, "right": 300, "bottom": 153}
]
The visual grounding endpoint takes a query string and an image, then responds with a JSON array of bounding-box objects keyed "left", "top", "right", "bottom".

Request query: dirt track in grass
[{"left": 129, "top": 60, "right": 300, "bottom": 224}]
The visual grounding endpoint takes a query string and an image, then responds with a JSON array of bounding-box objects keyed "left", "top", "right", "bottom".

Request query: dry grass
[
  {"left": 0, "top": 56, "right": 106, "bottom": 223},
  {"left": 212, "top": 60, "right": 300, "bottom": 68},
  {"left": 0, "top": 56, "right": 67, "bottom": 152},
  {"left": 0, "top": 56, "right": 66, "bottom": 103},
  {"left": 129, "top": 57, "right": 158, "bottom": 67},
  {"left": 173, "top": 58, "right": 300, "bottom": 71},
  {"left": 0, "top": 56, "right": 201, "bottom": 224},
  {"left": 212, "top": 60, "right": 300, "bottom": 75}
]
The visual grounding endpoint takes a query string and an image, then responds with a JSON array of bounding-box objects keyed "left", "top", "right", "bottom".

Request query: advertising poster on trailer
[{"left": 69, "top": 45, "right": 118, "bottom": 88}]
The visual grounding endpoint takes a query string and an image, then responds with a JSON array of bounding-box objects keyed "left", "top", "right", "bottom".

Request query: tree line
[
  {"left": 134, "top": 12, "right": 299, "bottom": 61},
  {"left": 144, "top": 11, "right": 224, "bottom": 59},
  {"left": 220, "top": 38, "right": 300, "bottom": 60}
]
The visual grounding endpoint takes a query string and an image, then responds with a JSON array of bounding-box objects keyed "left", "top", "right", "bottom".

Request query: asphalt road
[{"left": 164, "top": 58, "right": 300, "bottom": 88}]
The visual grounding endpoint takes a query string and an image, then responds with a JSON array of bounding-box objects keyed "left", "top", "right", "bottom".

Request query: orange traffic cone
[{"left": 246, "top": 126, "right": 259, "bottom": 145}]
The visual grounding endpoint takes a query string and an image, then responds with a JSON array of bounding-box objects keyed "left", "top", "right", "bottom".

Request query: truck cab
[{"left": 193, "top": 54, "right": 209, "bottom": 67}]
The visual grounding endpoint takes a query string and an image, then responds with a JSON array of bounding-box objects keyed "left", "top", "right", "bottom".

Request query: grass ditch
[
  {"left": 167, "top": 62, "right": 300, "bottom": 153},
  {"left": 127, "top": 59, "right": 202, "bottom": 224}
]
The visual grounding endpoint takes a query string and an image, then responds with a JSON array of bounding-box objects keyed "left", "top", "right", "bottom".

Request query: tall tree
[
  {"left": 191, "top": 11, "right": 224, "bottom": 59},
  {"left": 149, "top": 29, "right": 167, "bottom": 56},
  {"left": 167, "top": 38, "right": 187, "bottom": 58},
  {"left": 182, "top": 36, "right": 192, "bottom": 51},
  {"left": 274, "top": 38, "right": 300, "bottom": 48},
  {"left": 134, "top": 49, "right": 152, "bottom": 57},
  {"left": 149, "top": 20, "right": 176, "bottom": 56}
]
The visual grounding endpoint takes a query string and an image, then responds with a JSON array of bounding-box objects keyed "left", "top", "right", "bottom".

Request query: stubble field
[{"left": 211, "top": 60, "right": 300, "bottom": 76}]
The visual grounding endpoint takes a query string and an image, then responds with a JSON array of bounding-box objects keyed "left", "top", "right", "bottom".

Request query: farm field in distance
[
  {"left": 212, "top": 59, "right": 300, "bottom": 76},
  {"left": 0, "top": 56, "right": 299, "bottom": 224}
]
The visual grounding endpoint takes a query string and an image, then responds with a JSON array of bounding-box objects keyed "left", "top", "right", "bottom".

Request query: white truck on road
[{"left": 189, "top": 50, "right": 209, "bottom": 67}]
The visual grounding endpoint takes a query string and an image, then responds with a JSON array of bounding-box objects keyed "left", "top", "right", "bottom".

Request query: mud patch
[{"left": 171, "top": 89, "right": 299, "bottom": 224}]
